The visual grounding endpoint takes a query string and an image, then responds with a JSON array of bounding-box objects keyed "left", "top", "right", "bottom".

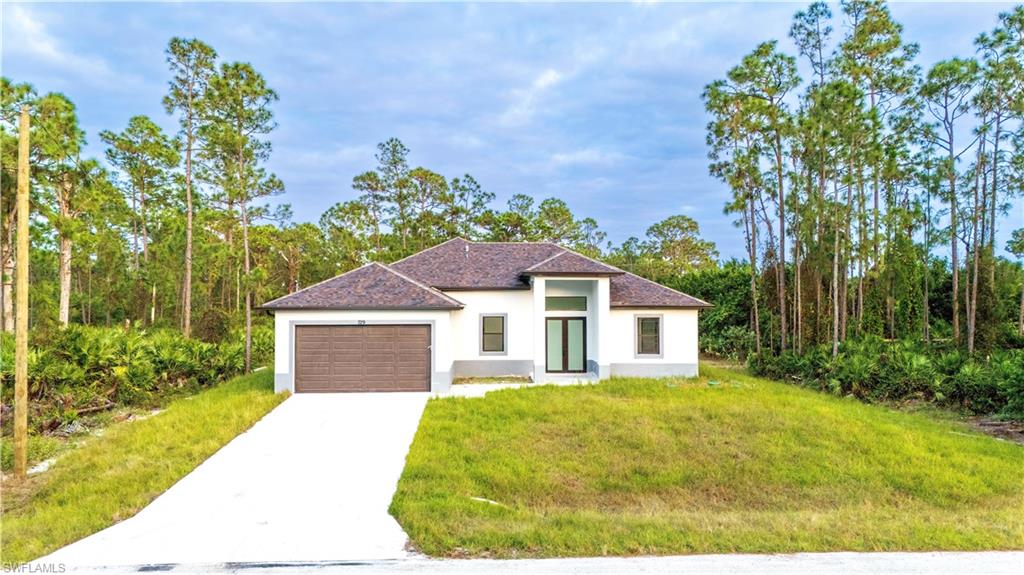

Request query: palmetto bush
[
  {"left": 873, "top": 350, "right": 934, "bottom": 400},
  {"left": 995, "top": 352, "right": 1024, "bottom": 420},
  {"left": 0, "top": 325, "right": 261, "bottom": 431},
  {"left": 835, "top": 353, "right": 875, "bottom": 398},
  {"left": 750, "top": 338, "right": 1024, "bottom": 420}
]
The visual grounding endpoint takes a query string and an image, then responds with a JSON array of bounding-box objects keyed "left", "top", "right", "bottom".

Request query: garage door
[{"left": 294, "top": 325, "right": 431, "bottom": 392}]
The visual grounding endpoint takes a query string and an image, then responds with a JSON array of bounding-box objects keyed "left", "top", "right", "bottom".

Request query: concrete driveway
[{"left": 42, "top": 392, "right": 429, "bottom": 567}]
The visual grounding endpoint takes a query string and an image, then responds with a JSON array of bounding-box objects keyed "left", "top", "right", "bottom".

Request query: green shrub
[
  {"left": 749, "top": 338, "right": 1023, "bottom": 419},
  {"left": 874, "top": 351, "right": 934, "bottom": 401},
  {"left": 0, "top": 325, "right": 266, "bottom": 432},
  {"left": 702, "top": 325, "right": 756, "bottom": 361},
  {"left": 997, "top": 351, "right": 1024, "bottom": 419},
  {"left": 836, "top": 353, "right": 874, "bottom": 398}
]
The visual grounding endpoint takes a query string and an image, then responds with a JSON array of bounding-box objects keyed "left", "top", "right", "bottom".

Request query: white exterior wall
[
  {"left": 606, "top": 308, "right": 699, "bottom": 377},
  {"left": 446, "top": 290, "right": 534, "bottom": 361},
  {"left": 271, "top": 284, "right": 701, "bottom": 394},
  {"left": 273, "top": 309, "right": 455, "bottom": 393}
]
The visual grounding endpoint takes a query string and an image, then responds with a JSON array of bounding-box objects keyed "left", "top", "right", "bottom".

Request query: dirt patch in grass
[
  {"left": 391, "top": 366, "right": 1024, "bottom": 558},
  {"left": 452, "top": 376, "right": 533, "bottom": 385},
  {"left": 969, "top": 418, "right": 1024, "bottom": 445}
]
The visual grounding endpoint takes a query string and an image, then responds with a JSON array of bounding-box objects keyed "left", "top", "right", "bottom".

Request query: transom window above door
[
  {"left": 480, "top": 314, "right": 506, "bottom": 354},
  {"left": 546, "top": 296, "right": 587, "bottom": 311}
]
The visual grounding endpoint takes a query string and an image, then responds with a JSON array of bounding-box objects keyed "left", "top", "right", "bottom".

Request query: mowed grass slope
[
  {"left": 391, "top": 366, "right": 1024, "bottom": 557},
  {"left": 1, "top": 370, "right": 287, "bottom": 564}
]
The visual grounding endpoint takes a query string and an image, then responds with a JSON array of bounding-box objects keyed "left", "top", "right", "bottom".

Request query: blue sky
[{"left": 2, "top": 1, "right": 1019, "bottom": 259}]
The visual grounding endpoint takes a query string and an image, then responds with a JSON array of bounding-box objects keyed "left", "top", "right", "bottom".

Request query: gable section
[
  {"left": 609, "top": 272, "right": 712, "bottom": 309},
  {"left": 260, "top": 262, "right": 464, "bottom": 310},
  {"left": 522, "top": 251, "right": 625, "bottom": 276}
]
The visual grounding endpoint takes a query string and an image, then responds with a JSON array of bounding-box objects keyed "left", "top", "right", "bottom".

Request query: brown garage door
[{"left": 294, "top": 324, "right": 431, "bottom": 392}]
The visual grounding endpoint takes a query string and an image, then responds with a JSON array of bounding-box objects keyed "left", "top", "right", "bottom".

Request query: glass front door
[{"left": 546, "top": 317, "right": 586, "bottom": 373}]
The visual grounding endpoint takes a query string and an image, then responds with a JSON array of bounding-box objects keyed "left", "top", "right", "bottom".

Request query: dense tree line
[
  {"left": 704, "top": 1, "right": 1024, "bottom": 357},
  {"left": 3, "top": 0, "right": 1022, "bottom": 388},
  {"left": 1, "top": 39, "right": 286, "bottom": 372},
  {"left": 0, "top": 37, "right": 716, "bottom": 374}
]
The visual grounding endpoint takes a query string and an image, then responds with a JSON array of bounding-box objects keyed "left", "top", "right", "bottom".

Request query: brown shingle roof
[
  {"left": 522, "top": 251, "right": 625, "bottom": 276},
  {"left": 609, "top": 272, "right": 712, "bottom": 309},
  {"left": 261, "top": 238, "right": 710, "bottom": 310},
  {"left": 260, "top": 262, "right": 464, "bottom": 310},
  {"left": 389, "top": 238, "right": 564, "bottom": 289}
]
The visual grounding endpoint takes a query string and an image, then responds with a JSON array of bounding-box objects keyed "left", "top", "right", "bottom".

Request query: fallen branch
[{"left": 75, "top": 402, "right": 116, "bottom": 415}]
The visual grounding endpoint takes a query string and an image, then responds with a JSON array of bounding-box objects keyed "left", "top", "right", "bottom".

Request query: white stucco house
[{"left": 262, "top": 238, "right": 711, "bottom": 393}]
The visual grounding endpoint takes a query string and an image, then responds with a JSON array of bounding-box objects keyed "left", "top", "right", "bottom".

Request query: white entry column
[
  {"left": 595, "top": 277, "right": 611, "bottom": 379},
  {"left": 531, "top": 276, "right": 546, "bottom": 381}
]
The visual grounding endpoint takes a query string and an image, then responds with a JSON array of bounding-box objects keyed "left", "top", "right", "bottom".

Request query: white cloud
[
  {"left": 498, "top": 67, "right": 563, "bottom": 126},
  {"left": 534, "top": 68, "right": 562, "bottom": 90},
  {"left": 551, "top": 148, "right": 625, "bottom": 167},
  {"left": 282, "top": 144, "right": 376, "bottom": 168},
  {"left": 643, "top": 16, "right": 697, "bottom": 52},
  {"left": 447, "top": 133, "right": 484, "bottom": 150},
  {"left": 3, "top": 5, "right": 138, "bottom": 88}
]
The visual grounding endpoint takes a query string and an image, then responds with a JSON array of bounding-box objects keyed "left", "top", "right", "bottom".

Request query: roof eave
[
  {"left": 435, "top": 285, "right": 531, "bottom": 291},
  {"left": 258, "top": 305, "right": 464, "bottom": 312},
  {"left": 610, "top": 303, "right": 714, "bottom": 309},
  {"left": 520, "top": 271, "right": 624, "bottom": 277}
]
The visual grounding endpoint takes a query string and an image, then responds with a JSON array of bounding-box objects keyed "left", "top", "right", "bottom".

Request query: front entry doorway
[{"left": 546, "top": 317, "right": 586, "bottom": 373}]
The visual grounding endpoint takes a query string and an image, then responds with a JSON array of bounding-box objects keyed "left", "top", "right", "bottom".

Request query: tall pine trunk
[
  {"left": 832, "top": 179, "right": 841, "bottom": 358},
  {"left": 989, "top": 113, "right": 1000, "bottom": 289},
  {"left": 140, "top": 181, "right": 149, "bottom": 264},
  {"left": 870, "top": 90, "right": 880, "bottom": 264},
  {"left": 856, "top": 168, "right": 865, "bottom": 334},
  {"left": 967, "top": 145, "right": 985, "bottom": 353},
  {"left": 948, "top": 121, "right": 960, "bottom": 345},
  {"left": 58, "top": 234, "right": 72, "bottom": 327},
  {"left": 58, "top": 175, "right": 74, "bottom": 327},
  {"left": 773, "top": 133, "right": 787, "bottom": 351},
  {"left": 242, "top": 201, "right": 252, "bottom": 373},
  {"left": 923, "top": 185, "right": 931, "bottom": 343},
  {"left": 183, "top": 119, "right": 194, "bottom": 338},
  {"left": 238, "top": 140, "right": 253, "bottom": 374},
  {"left": 745, "top": 195, "right": 762, "bottom": 355}
]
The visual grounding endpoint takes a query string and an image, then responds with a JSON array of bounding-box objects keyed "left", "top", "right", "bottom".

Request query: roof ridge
[
  {"left": 373, "top": 262, "right": 466, "bottom": 307},
  {"left": 620, "top": 271, "right": 713, "bottom": 307},
  {"left": 521, "top": 250, "right": 569, "bottom": 272},
  {"left": 464, "top": 240, "right": 566, "bottom": 246},
  {"left": 259, "top": 261, "right": 371, "bottom": 307},
  {"left": 545, "top": 247, "right": 625, "bottom": 273},
  {"left": 522, "top": 246, "right": 625, "bottom": 274},
  {"left": 389, "top": 237, "right": 469, "bottom": 266}
]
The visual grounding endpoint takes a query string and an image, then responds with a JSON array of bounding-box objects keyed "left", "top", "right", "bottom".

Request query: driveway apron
[{"left": 42, "top": 392, "right": 429, "bottom": 566}]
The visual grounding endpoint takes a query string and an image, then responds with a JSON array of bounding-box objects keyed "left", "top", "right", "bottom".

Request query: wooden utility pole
[{"left": 13, "top": 105, "right": 30, "bottom": 480}]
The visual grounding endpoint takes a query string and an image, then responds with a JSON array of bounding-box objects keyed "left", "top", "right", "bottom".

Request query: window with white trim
[
  {"left": 481, "top": 315, "right": 506, "bottom": 354},
  {"left": 636, "top": 316, "right": 661, "bottom": 356}
]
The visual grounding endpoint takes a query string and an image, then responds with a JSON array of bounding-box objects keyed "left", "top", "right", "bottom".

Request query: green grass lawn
[
  {"left": 391, "top": 366, "right": 1024, "bottom": 557},
  {"left": 0, "top": 370, "right": 287, "bottom": 564},
  {"left": 0, "top": 434, "right": 65, "bottom": 473}
]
